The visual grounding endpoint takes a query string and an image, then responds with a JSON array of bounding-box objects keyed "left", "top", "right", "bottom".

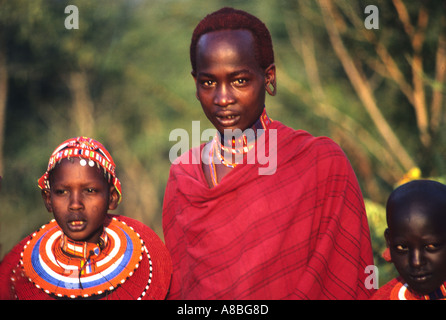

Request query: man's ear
[
  {"left": 191, "top": 70, "right": 200, "bottom": 101},
  {"left": 264, "top": 63, "right": 276, "bottom": 96},
  {"left": 41, "top": 189, "right": 53, "bottom": 212},
  {"left": 108, "top": 186, "right": 119, "bottom": 210}
]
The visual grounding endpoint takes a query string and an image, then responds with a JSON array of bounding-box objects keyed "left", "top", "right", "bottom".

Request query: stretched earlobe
[
  {"left": 265, "top": 81, "right": 276, "bottom": 96},
  {"left": 264, "top": 64, "right": 277, "bottom": 96}
]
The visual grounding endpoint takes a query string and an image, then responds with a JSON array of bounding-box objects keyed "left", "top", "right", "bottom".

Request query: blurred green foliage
[{"left": 1, "top": 0, "right": 445, "bottom": 288}]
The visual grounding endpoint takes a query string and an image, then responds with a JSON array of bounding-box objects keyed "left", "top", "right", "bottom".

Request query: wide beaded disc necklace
[{"left": 20, "top": 218, "right": 151, "bottom": 299}]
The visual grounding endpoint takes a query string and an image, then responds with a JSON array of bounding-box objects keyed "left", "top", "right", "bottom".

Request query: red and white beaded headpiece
[{"left": 38, "top": 136, "right": 122, "bottom": 203}]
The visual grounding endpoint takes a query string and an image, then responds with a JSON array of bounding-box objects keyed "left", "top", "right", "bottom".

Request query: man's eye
[
  {"left": 395, "top": 245, "right": 408, "bottom": 252},
  {"left": 233, "top": 78, "right": 248, "bottom": 86},
  {"left": 201, "top": 80, "right": 215, "bottom": 87}
]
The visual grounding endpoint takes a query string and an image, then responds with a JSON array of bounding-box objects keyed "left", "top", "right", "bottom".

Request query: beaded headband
[{"left": 38, "top": 136, "right": 122, "bottom": 203}]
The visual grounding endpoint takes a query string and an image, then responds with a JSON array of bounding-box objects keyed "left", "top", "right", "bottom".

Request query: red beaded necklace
[{"left": 208, "top": 108, "right": 272, "bottom": 187}]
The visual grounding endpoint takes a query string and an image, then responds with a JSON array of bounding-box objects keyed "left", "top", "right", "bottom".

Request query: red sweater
[{"left": 0, "top": 214, "right": 172, "bottom": 300}]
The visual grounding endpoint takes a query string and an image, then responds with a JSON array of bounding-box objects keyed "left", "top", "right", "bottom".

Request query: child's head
[
  {"left": 190, "top": 7, "right": 276, "bottom": 134},
  {"left": 385, "top": 180, "right": 446, "bottom": 295},
  {"left": 38, "top": 137, "right": 122, "bottom": 243}
]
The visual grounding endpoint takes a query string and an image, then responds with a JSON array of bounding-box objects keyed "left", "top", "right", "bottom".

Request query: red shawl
[{"left": 162, "top": 120, "right": 374, "bottom": 299}]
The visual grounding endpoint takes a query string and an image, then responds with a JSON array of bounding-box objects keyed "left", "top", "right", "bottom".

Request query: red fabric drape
[{"left": 163, "top": 121, "right": 374, "bottom": 299}]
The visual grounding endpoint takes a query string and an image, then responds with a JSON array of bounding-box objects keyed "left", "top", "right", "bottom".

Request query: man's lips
[{"left": 215, "top": 112, "right": 240, "bottom": 127}]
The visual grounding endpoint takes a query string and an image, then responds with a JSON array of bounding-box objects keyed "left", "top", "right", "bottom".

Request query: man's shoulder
[{"left": 273, "top": 121, "right": 345, "bottom": 158}]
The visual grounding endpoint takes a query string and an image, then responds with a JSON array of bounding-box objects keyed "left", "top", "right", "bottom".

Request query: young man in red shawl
[
  {"left": 162, "top": 7, "right": 375, "bottom": 299},
  {"left": 0, "top": 136, "right": 172, "bottom": 300}
]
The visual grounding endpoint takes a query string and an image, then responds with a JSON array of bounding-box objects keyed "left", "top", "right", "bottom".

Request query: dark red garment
[
  {"left": 162, "top": 121, "right": 375, "bottom": 299},
  {"left": 371, "top": 277, "right": 446, "bottom": 300},
  {"left": 370, "top": 278, "right": 399, "bottom": 300},
  {"left": 0, "top": 214, "right": 172, "bottom": 300}
]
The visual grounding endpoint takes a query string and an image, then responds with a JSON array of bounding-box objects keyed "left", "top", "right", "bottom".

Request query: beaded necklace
[
  {"left": 21, "top": 218, "right": 152, "bottom": 299},
  {"left": 390, "top": 277, "right": 446, "bottom": 300},
  {"left": 209, "top": 108, "right": 272, "bottom": 187},
  {"left": 60, "top": 230, "right": 107, "bottom": 260}
]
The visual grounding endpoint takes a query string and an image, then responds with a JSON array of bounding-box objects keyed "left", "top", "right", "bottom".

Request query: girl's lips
[{"left": 67, "top": 220, "right": 87, "bottom": 232}]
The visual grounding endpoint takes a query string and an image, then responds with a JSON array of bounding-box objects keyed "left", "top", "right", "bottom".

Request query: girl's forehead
[{"left": 50, "top": 158, "right": 108, "bottom": 184}]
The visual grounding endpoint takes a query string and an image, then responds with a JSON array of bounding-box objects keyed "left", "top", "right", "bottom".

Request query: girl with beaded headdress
[{"left": 0, "top": 136, "right": 172, "bottom": 300}]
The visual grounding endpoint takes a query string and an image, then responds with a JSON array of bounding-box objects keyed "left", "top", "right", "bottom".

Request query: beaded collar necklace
[
  {"left": 60, "top": 229, "right": 108, "bottom": 260},
  {"left": 21, "top": 218, "right": 149, "bottom": 299},
  {"left": 209, "top": 108, "right": 272, "bottom": 187},
  {"left": 391, "top": 277, "right": 446, "bottom": 300}
]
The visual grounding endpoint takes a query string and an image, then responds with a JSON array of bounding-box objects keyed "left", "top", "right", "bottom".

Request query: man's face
[
  {"left": 43, "top": 158, "right": 118, "bottom": 243},
  {"left": 193, "top": 29, "right": 275, "bottom": 134}
]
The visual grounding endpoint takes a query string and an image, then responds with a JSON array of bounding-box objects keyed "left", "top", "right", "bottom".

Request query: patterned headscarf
[{"left": 38, "top": 137, "right": 122, "bottom": 203}]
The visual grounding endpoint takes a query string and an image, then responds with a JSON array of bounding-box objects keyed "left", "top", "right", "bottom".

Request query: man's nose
[{"left": 214, "top": 84, "right": 235, "bottom": 107}]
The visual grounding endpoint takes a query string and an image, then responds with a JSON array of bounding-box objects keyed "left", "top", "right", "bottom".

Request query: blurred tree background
[{"left": 0, "top": 0, "right": 445, "bottom": 288}]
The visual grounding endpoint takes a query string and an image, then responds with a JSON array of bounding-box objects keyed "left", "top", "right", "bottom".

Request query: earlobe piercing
[{"left": 265, "top": 81, "right": 276, "bottom": 96}]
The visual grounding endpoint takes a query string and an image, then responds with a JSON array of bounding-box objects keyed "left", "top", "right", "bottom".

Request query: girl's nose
[{"left": 69, "top": 191, "right": 84, "bottom": 211}]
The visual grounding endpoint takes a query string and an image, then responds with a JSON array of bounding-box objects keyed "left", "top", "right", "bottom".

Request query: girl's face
[
  {"left": 193, "top": 29, "right": 275, "bottom": 134},
  {"left": 386, "top": 202, "right": 446, "bottom": 295},
  {"left": 42, "top": 158, "right": 118, "bottom": 243}
]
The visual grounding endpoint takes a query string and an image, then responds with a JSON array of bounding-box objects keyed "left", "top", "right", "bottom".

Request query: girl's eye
[
  {"left": 54, "top": 189, "right": 67, "bottom": 195},
  {"left": 86, "top": 188, "right": 96, "bottom": 193}
]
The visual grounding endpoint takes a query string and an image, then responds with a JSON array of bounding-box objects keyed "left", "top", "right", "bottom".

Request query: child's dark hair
[
  {"left": 190, "top": 7, "right": 274, "bottom": 72},
  {"left": 386, "top": 180, "right": 446, "bottom": 224}
]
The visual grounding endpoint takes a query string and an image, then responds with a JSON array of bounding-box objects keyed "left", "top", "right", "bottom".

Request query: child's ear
[
  {"left": 108, "top": 186, "right": 119, "bottom": 210},
  {"left": 384, "top": 228, "right": 390, "bottom": 246},
  {"left": 41, "top": 189, "right": 53, "bottom": 212},
  {"left": 383, "top": 228, "right": 392, "bottom": 262}
]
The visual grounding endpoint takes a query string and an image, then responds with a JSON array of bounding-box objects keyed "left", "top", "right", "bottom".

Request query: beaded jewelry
[
  {"left": 390, "top": 278, "right": 446, "bottom": 300},
  {"left": 38, "top": 137, "right": 122, "bottom": 203},
  {"left": 20, "top": 218, "right": 150, "bottom": 299},
  {"left": 208, "top": 108, "right": 272, "bottom": 187}
]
